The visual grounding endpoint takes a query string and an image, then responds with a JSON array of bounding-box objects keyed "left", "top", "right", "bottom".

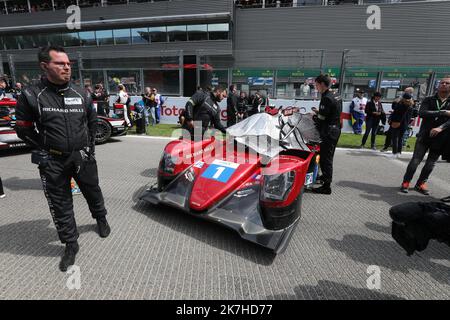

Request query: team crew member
[
  {"left": 183, "top": 86, "right": 227, "bottom": 140},
  {"left": 226, "top": 85, "right": 239, "bottom": 127},
  {"left": 312, "top": 74, "right": 342, "bottom": 195},
  {"left": 15, "top": 46, "right": 111, "bottom": 272}
]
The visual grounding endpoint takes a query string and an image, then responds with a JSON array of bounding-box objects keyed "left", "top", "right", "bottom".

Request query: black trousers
[
  {"left": 319, "top": 128, "right": 341, "bottom": 186},
  {"left": 361, "top": 118, "right": 379, "bottom": 147},
  {"left": 39, "top": 152, "right": 107, "bottom": 244},
  {"left": 383, "top": 127, "right": 392, "bottom": 149},
  {"left": 0, "top": 177, "right": 4, "bottom": 195},
  {"left": 391, "top": 126, "right": 406, "bottom": 154}
]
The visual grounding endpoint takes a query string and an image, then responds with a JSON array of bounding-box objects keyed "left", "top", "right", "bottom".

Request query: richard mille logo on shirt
[{"left": 42, "top": 107, "right": 84, "bottom": 113}]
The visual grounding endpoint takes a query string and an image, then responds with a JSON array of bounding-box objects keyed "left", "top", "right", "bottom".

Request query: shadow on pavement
[
  {"left": 327, "top": 234, "right": 450, "bottom": 285},
  {"left": 365, "top": 222, "right": 391, "bottom": 235},
  {"left": 0, "top": 219, "right": 97, "bottom": 258},
  {"left": 130, "top": 186, "right": 276, "bottom": 266},
  {"left": 140, "top": 168, "right": 158, "bottom": 179},
  {"left": 266, "top": 280, "right": 405, "bottom": 300},
  {"left": 2, "top": 177, "right": 42, "bottom": 191},
  {"left": 337, "top": 181, "right": 437, "bottom": 207}
]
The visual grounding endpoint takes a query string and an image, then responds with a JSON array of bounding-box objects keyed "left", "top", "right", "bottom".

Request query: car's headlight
[
  {"left": 160, "top": 152, "right": 178, "bottom": 174},
  {"left": 261, "top": 171, "right": 295, "bottom": 201}
]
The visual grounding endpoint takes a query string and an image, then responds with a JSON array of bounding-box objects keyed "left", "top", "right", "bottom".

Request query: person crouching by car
[
  {"left": 389, "top": 93, "right": 414, "bottom": 158},
  {"left": 182, "top": 86, "right": 227, "bottom": 140},
  {"left": 361, "top": 92, "right": 384, "bottom": 150}
]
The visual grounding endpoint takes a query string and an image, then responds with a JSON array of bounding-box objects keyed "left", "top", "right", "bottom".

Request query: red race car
[
  {"left": 0, "top": 98, "right": 127, "bottom": 150},
  {"left": 140, "top": 106, "right": 321, "bottom": 253}
]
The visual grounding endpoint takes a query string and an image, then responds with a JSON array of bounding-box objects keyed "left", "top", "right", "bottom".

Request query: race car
[
  {"left": 0, "top": 98, "right": 127, "bottom": 150},
  {"left": 140, "top": 106, "right": 321, "bottom": 253}
]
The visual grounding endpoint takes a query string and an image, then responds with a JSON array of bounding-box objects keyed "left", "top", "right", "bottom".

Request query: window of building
[
  {"left": 33, "top": 34, "right": 50, "bottom": 47},
  {"left": 380, "top": 71, "right": 431, "bottom": 101},
  {"left": 2, "top": 36, "right": 20, "bottom": 50},
  {"left": 200, "top": 69, "right": 228, "bottom": 90},
  {"left": 208, "top": 24, "right": 229, "bottom": 41},
  {"left": 113, "top": 29, "right": 131, "bottom": 45},
  {"left": 131, "top": 28, "right": 149, "bottom": 44},
  {"left": 47, "top": 33, "right": 65, "bottom": 46},
  {"left": 187, "top": 25, "right": 207, "bottom": 41},
  {"left": 144, "top": 70, "right": 180, "bottom": 95},
  {"left": 30, "top": 0, "right": 53, "bottom": 11},
  {"left": 106, "top": 70, "right": 141, "bottom": 94},
  {"left": 79, "top": 31, "right": 97, "bottom": 46},
  {"left": 167, "top": 25, "right": 187, "bottom": 42},
  {"left": 6, "top": 0, "right": 28, "bottom": 14},
  {"left": 96, "top": 30, "right": 114, "bottom": 46},
  {"left": 149, "top": 26, "right": 167, "bottom": 43},
  {"left": 63, "top": 32, "right": 80, "bottom": 47},
  {"left": 82, "top": 70, "right": 105, "bottom": 88},
  {"left": 17, "top": 35, "right": 36, "bottom": 49}
]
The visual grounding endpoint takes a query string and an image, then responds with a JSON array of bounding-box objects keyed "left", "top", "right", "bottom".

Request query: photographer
[{"left": 15, "top": 46, "right": 111, "bottom": 272}]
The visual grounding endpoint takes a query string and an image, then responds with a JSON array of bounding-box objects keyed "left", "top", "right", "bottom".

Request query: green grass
[{"left": 127, "top": 124, "right": 417, "bottom": 151}]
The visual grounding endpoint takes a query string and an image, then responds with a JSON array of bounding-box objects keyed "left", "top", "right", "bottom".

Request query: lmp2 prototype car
[
  {"left": 0, "top": 98, "right": 127, "bottom": 150},
  {"left": 140, "top": 106, "right": 321, "bottom": 253}
]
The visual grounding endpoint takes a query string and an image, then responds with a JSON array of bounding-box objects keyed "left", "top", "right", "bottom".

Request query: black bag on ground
[{"left": 389, "top": 202, "right": 450, "bottom": 255}]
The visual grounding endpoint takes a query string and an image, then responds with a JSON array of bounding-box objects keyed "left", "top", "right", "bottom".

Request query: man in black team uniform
[
  {"left": 312, "top": 74, "right": 342, "bottom": 195},
  {"left": 15, "top": 46, "right": 111, "bottom": 272},
  {"left": 183, "top": 86, "right": 227, "bottom": 140}
]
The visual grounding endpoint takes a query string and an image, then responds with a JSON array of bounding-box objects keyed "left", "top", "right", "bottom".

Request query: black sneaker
[
  {"left": 311, "top": 185, "right": 332, "bottom": 195},
  {"left": 441, "top": 195, "right": 450, "bottom": 203},
  {"left": 97, "top": 217, "right": 111, "bottom": 238},
  {"left": 59, "top": 241, "right": 79, "bottom": 272}
]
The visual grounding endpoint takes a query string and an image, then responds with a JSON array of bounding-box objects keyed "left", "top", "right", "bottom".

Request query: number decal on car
[{"left": 201, "top": 160, "right": 239, "bottom": 183}]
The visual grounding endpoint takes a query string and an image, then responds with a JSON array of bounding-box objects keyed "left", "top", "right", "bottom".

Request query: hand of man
[
  {"left": 430, "top": 127, "right": 443, "bottom": 137},
  {"left": 186, "top": 120, "right": 194, "bottom": 129},
  {"left": 443, "top": 110, "right": 450, "bottom": 117}
]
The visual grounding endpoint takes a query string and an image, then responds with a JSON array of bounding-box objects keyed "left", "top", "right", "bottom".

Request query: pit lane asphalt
[{"left": 0, "top": 135, "right": 449, "bottom": 300}]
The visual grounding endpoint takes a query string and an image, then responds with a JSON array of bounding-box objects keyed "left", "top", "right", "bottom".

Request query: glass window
[
  {"left": 200, "top": 70, "right": 228, "bottom": 90},
  {"left": 380, "top": 71, "right": 431, "bottom": 101},
  {"left": 144, "top": 70, "right": 180, "bottom": 95},
  {"left": 96, "top": 30, "right": 114, "bottom": 46},
  {"left": 149, "top": 26, "right": 167, "bottom": 43},
  {"left": 3, "top": 36, "right": 20, "bottom": 50},
  {"left": 208, "top": 24, "right": 229, "bottom": 41},
  {"left": 106, "top": 70, "right": 141, "bottom": 94},
  {"left": 342, "top": 70, "right": 378, "bottom": 101},
  {"left": 167, "top": 25, "right": 187, "bottom": 42},
  {"left": 33, "top": 34, "right": 49, "bottom": 47},
  {"left": 30, "top": 0, "right": 52, "bottom": 11},
  {"left": 113, "top": 29, "right": 131, "bottom": 45},
  {"left": 79, "top": 31, "right": 96, "bottom": 46},
  {"left": 131, "top": 28, "right": 149, "bottom": 44},
  {"left": 63, "top": 32, "right": 80, "bottom": 47},
  {"left": 47, "top": 33, "right": 64, "bottom": 46},
  {"left": 17, "top": 35, "right": 36, "bottom": 49},
  {"left": 82, "top": 70, "right": 105, "bottom": 88},
  {"left": 187, "top": 25, "right": 207, "bottom": 41}
]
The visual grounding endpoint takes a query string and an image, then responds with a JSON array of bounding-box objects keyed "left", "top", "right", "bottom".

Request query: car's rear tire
[{"left": 96, "top": 118, "right": 112, "bottom": 144}]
